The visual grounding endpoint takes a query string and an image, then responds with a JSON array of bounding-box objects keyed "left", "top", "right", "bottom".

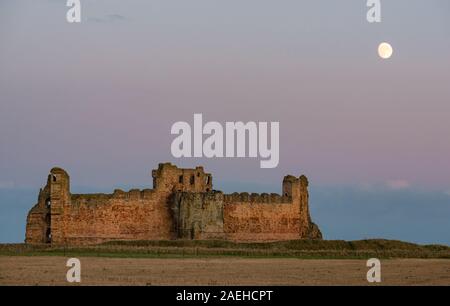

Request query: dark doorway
[
  {"left": 45, "top": 212, "right": 51, "bottom": 243},
  {"left": 45, "top": 228, "right": 51, "bottom": 243}
]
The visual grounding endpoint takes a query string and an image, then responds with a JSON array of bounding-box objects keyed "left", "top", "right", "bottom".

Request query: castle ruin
[{"left": 25, "top": 163, "right": 322, "bottom": 245}]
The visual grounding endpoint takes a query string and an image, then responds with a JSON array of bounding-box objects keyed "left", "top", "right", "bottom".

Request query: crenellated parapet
[{"left": 223, "top": 192, "right": 292, "bottom": 204}]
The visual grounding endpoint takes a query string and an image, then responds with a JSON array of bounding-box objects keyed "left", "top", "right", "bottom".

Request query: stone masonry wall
[
  {"left": 223, "top": 198, "right": 302, "bottom": 242},
  {"left": 62, "top": 190, "right": 173, "bottom": 244},
  {"left": 171, "top": 192, "right": 225, "bottom": 240},
  {"left": 221, "top": 174, "right": 321, "bottom": 241},
  {"left": 25, "top": 163, "right": 321, "bottom": 245}
]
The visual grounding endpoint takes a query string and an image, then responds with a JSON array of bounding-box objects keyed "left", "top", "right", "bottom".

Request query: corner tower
[
  {"left": 47, "top": 167, "right": 70, "bottom": 244},
  {"left": 25, "top": 167, "right": 70, "bottom": 244},
  {"left": 152, "top": 162, "right": 212, "bottom": 193},
  {"left": 283, "top": 174, "right": 322, "bottom": 239}
]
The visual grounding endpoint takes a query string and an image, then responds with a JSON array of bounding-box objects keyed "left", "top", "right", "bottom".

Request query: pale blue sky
[{"left": 0, "top": 1, "right": 449, "bottom": 243}]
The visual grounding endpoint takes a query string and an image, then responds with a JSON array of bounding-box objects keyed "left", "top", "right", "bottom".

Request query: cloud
[
  {"left": 385, "top": 179, "right": 410, "bottom": 190},
  {"left": 0, "top": 181, "right": 15, "bottom": 189},
  {"left": 87, "top": 14, "right": 127, "bottom": 23},
  {"left": 444, "top": 190, "right": 450, "bottom": 196},
  {"left": 358, "top": 182, "right": 377, "bottom": 192},
  {"left": 107, "top": 14, "right": 126, "bottom": 21}
]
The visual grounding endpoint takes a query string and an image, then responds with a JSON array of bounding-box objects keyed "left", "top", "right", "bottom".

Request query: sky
[{"left": 0, "top": 0, "right": 449, "bottom": 244}]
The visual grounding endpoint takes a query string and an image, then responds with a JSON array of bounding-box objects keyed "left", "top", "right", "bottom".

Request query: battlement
[
  {"left": 223, "top": 192, "right": 292, "bottom": 204},
  {"left": 70, "top": 189, "right": 158, "bottom": 204},
  {"left": 172, "top": 191, "right": 292, "bottom": 204}
]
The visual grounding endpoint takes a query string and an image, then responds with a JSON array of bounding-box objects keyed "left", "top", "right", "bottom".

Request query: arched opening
[
  {"left": 45, "top": 228, "right": 52, "bottom": 243},
  {"left": 190, "top": 175, "right": 195, "bottom": 185},
  {"left": 45, "top": 213, "right": 51, "bottom": 244}
]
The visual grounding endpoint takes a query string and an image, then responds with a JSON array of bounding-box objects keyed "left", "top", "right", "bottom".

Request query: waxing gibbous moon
[{"left": 378, "top": 42, "right": 393, "bottom": 59}]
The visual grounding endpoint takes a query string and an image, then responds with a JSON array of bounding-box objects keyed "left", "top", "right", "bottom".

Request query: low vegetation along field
[
  {"left": 0, "top": 239, "right": 449, "bottom": 285},
  {"left": 1, "top": 239, "right": 449, "bottom": 259}
]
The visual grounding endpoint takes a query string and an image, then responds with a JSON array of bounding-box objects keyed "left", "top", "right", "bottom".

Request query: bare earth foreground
[{"left": 1, "top": 257, "right": 449, "bottom": 286}]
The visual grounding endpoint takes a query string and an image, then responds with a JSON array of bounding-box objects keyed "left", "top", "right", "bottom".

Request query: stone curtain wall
[
  {"left": 62, "top": 190, "right": 174, "bottom": 244},
  {"left": 25, "top": 163, "right": 321, "bottom": 245},
  {"left": 223, "top": 198, "right": 303, "bottom": 242},
  {"left": 221, "top": 175, "right": 320, "bottom": 241},
  {"left": 171, "top": 192, "right": 225, "bottom": 240}
]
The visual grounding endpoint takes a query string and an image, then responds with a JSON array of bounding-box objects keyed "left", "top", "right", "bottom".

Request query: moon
[{"left": 378, "top": 42, "right": 393, "bottom": 59}]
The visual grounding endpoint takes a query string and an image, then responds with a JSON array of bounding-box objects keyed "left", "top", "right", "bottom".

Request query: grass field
[
  {"left": 1, "top": 240, "right": 449, "bottom": 285},
  {"left": 1, "top": 239, "right": 449, "bottom": 259}
]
